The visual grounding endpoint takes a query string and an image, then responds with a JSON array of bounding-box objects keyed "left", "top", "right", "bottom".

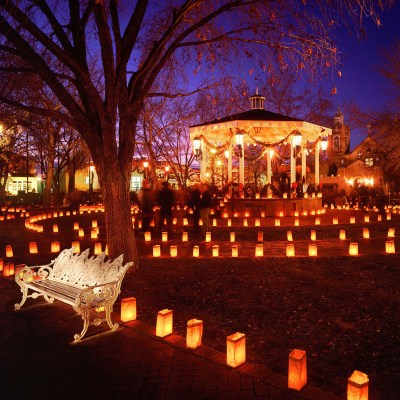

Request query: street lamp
[
  {"left": 193, "top": 136, "right": 202, "bottom": 160},
  {"left": 88, "top": 163, "right": 95, "bottom": 203},
  {"left": 143, "top": 160, "right": 149, "bottom": 179},
  {"left": 165, "top": 165, "right": 170, "bottom": 182},
  {"left": 320, "top": 137, "right": 328, "bottom": 154},
  {"left": 235, "top": 131, "right": 244, "bottom": 158},
  {"left": 292, "top": 131, "right": 302, "bottom": 158}
]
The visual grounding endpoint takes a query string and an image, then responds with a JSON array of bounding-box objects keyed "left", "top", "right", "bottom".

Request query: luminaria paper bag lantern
[
  {"left": 144, "top": 231, "right": 151, "bottom": 241},
  {"left": 295, "top": 218, "right": 299, "bottom": 226},
  {"left": 53, "top": 224, "right": 59, "bottom": 233},
  {"left": 333, "top": 217, "right": 339, "bottom": 225},
  {"left": 255, "top": 243, "right": 264, "bottom": 257},
  {"left": 230, "top": 232, "right": 235, "bottom": 243},
  {"left": 170, "top": 245, "right": 178, "bottom": 257},
  {"left": 213, "top": 218, "right": 217, "bottom": 227},
  {"left": 0, "top": 258, "right": 3, "bottom": 272},
  {"left": 153, "top": 245, "right": 161, "bottom": 257},
  {"left": 182, "top": 232, "right": 188, "bottom": 242},
  {"left": 227, "top": 218, "right": 232, "bottom": 227},
  {"left": 287, "top": 231, "right": 293, "bottom": 241},
  {"left": 347, "top": 370, "right": 368, "bottom": 400},
  {"left": 183, "top": 217, "right": 188, "bottom": 226},
  {"left": 121, "top": 297, "right": 136, "bottom": 322},
  {"left": 186, "top": 319, "right": 203, "bottom": 350},
  {"left": 243, "top": 218, "right": 248, "bottom": 227},
  {"left": 5, "top": 245, "right": 13, "bottom": 258},
  {"left": 363, "top": 228, "right": 370, "bottom": 239},
  {"left": 315, "top": 217, "right": 321, "bottom": 225},
  {"left": 286, "top": 243, "right": 295, "bottom": 257},
  {"left": 385, "top": 240, "right": 395, "bottom": 254},
  {"left": 156, "top": 309, "right": 173, "bottom": 337},
  {"left": 231, "top": 245, "right": 238, "bottom": 257},
  {"left": 308, "top": 243, "right": 318, "bottom": 257},
  {"left": 162, "top": 231, "right": 168, "bottom": 242},
  {"left": 349, "top": 242, "right": 358, "bottom": 256},
  {"left": 3, "top": 262, "right": 15, "bottom": 277},
  {"left": 78, "top": 228, "right": 84, "bottom": 237},
  {"left": 29, "top": 242, "right": 38, "bottom": 254},
  {"left": 73, "top": 222, "right": 79, "bottom": 230},
  {"left": 72, "top": 241, "right": 80, "bottom": 253},
  {"left": 275, "top": 218, "right": 281, "bottom": 226},
  {"left": 94, "top": 242, "right": 102, "bottom": 255},
  {"left": 193, "top": 246, "right": 199, "bottom": 257},
  {"left": 90, "top": 228, "right": 98, "bottom": 239},
  {"left": 350, "top": 216, "right": 356, "bottom": 224},
  {"left": 212, "top": 245, "right": 219, "bottom": 257},
  {"left": 205, "top": 232, "right": 211, "bottom": 242},
  {"left": 92, "top": 220, "right": 97, "bottom": 228},
  {"left": 310, "top": 230, "right": 316, "bottom": 241},
  {"left": 364, "top": 215, "right": 370, "bottom": 223},
  {"left": 255, "top": 218, "right": 260, "bottom": 227},
  {"left": 288, "top": 349, "right": 307, "bottom": 391},
  {"left": 51, "top": 241, "right": 60, "bottom": 253},
  {"left": 226, "top": 332, "right": 246, "bottom": 367},
  {"left": 340, "top": 229, "right": 346, "bottom": 240},
  {"left": 257, "top": 231, "right": 263, "bottom": 242},
  {"left": 377, "top": 214, "right": 382, "bottom": 222},
  {"left": 388, "top": 228, "right": 395, "bottom": 237}
]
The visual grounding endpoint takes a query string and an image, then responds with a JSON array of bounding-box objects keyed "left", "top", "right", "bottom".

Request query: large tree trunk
[{"left": 97, "top": 155, "right": 138, "bottom": 269}]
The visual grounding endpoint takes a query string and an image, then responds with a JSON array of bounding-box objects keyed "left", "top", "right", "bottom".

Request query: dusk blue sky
[{"left": 324, "top": 2, "right": 400, "bottom": 147}]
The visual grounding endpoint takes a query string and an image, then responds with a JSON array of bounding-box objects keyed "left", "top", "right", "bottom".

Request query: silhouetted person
[
  {"left": 138, "top": 180, "right": 154, "bottom": 232},
  {"left": 190, "top": 184, "right": 201, "bottom": 232},
  {"left": 199, "top": 183, "right": 212, "bottom": 238},
  {"left": 157, "top": 181, "right": 175, "bottom": 232}
]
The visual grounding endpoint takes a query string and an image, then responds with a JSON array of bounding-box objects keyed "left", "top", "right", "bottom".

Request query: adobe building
[{"left": 320, "top": 109, "right": 386, "bottom": 196}]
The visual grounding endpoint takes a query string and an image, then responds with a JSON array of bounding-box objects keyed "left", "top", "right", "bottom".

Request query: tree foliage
[{"left": 0, "top": 0, "right": 389, "bottom": 262}]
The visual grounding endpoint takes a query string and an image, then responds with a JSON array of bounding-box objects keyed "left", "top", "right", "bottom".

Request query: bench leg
[
  {"left": 14, "top": 286, "right": 28, "bottom": 310},
  {"left": 73, "top": 310, "right": 90, "bottom": 343},
  {"left": 105, "top": 305, "right": 119, "bottom": 331}
]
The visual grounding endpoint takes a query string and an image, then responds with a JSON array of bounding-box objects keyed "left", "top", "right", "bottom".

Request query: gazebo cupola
[{"left": 249, "top": 88, "right": 265, "bottom": 110}]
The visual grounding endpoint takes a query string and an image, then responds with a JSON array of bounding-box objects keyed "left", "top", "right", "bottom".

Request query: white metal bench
[{"left": 14, "top": 248, "right": 133, "bottom": 343}]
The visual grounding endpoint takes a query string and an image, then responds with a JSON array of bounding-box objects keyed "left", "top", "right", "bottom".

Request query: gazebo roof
[{"left": 191, "top": 109, "right": 301, "bottom": 128}]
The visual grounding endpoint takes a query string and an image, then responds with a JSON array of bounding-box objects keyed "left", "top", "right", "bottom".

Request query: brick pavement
[{"left": 0, "top": 276, "right": 340, "bottom": 400}]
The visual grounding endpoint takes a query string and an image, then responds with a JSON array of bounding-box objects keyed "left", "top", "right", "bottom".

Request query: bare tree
[{"left": 0, "top": 1, "right": 388, "bottom": 263}]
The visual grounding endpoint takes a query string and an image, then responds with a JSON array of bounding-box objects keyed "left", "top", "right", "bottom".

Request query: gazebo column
[
  {"left": 227, "top": 145, "right": 233, "bottom": 182},
  {"left": 301, "top": 148, "right": 306, "bottom": 183},
  {"left": 239, "top": 153, "right": 245, "bottom": 185},
  {"left": 266, "top": 150, "right": 272, "bottom": 184},
  {"left": 290, "top": 142, "right": 296, "bottom": 187},
  {"left": 200, "top": 143, "right": 207, "bottom": 182},
  {"left": 315, "top": 142, "right": 320, "bottom": 186}
]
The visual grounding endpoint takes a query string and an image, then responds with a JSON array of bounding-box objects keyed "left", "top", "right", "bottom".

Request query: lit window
[{"left": 365, "top": 157, "right": 373, "bottom": 167}]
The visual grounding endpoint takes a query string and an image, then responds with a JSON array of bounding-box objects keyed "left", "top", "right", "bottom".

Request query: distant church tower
[{"left": 328, "top": 108, "right": 350, "bottom": 164}]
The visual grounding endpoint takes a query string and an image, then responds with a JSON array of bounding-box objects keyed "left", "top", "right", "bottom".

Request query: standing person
[
  {"left": 190, "top": 184, "right": 201, "bottom": 232},
  {"left": 199, "top": 183, "right": 212, "bottom": 238},
  {"left": 157, "top": 181, "right": 175, "bottom": 232},
  {"left": 138, "top": 179, "right": 154, "bottom": 233}
]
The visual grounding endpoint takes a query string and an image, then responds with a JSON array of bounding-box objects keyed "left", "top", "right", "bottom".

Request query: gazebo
[{"left": 189, "top": 91, "right": 331, "bottom": 188}]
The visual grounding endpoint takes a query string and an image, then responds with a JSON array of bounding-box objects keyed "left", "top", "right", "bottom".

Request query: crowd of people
[{"left": 137, "top": 181, "right": 212, "bottom": 238}]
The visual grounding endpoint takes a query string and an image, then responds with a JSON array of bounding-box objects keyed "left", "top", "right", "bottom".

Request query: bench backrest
[{"left": 48, "top": 248, "right": 133, "bottom": 290}]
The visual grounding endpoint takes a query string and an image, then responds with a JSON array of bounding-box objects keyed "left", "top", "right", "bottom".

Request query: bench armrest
[
  {"left": 15, "top": 263, "right": 53, "bottom": 284},
  {"left": 76, "top": 281, "right": 119, "bottom": 307}
]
